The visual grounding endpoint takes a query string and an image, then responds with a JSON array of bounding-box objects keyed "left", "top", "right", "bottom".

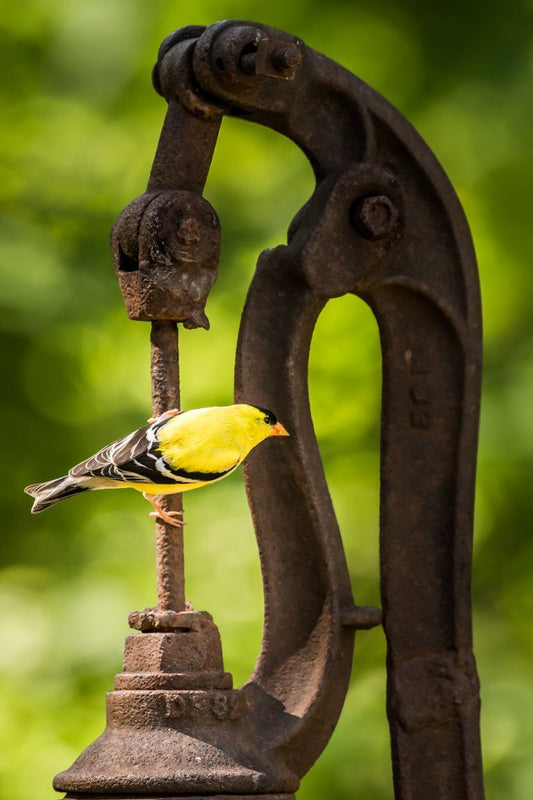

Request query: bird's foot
[
  {"left": 149, "top": 508, "right": 186, "bottom": 528},
  {"left": 144, "top": 492, "right": 185, "bottom": 527},
  {"left": 147, "top": 407, "right": 181, "bottom": 424}
]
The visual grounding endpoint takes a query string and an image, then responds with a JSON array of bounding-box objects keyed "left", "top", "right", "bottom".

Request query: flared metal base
[{"left": 54, "top": 614, "right": 299, "bottom": 798}]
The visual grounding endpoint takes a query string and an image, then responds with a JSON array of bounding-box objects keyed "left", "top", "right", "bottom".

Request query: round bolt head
[{"left": 353, "top": 194, "right": 399, "bottom": 239}]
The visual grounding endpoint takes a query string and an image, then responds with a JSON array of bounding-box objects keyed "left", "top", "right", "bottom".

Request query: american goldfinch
[{"left": 25, "top": 404, "right": 289, "bottom": 526}]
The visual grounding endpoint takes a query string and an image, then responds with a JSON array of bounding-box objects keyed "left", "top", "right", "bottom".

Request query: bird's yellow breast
[{"left": 156, "top": 405, "right": 267, "bottom": 474}]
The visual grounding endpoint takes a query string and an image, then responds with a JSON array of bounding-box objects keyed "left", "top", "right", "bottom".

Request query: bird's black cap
[{"left": 257, "top": 407, "right": 277, "bottom": 424}]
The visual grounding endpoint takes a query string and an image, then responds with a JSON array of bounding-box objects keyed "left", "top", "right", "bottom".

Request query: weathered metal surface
[
  {"left": 55, "top": 19, "right": 484, "bottom": 800},
  {"left": 112, "top": 188, "right": 220, "bottom": 329}
]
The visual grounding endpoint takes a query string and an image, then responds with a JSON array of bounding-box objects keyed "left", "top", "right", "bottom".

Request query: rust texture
[{"left": 55, "top": 20, "right": 484, "bottom": 800}]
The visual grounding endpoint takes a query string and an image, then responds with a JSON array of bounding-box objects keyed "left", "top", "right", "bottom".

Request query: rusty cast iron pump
[{"left": 53, "top": 21, "right": 485, "bottom": 800}]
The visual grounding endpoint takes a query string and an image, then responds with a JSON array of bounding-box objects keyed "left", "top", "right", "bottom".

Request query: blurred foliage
[{"left": 0, "top": 0, "right": 532, "bottom": 797}]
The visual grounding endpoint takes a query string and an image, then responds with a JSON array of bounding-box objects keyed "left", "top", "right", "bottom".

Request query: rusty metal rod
[
  {"left": 150, "top": 319, "right": 185, "bottom": 612},
  {"left": 147, "top": 100, "right": 222, "bottom": 194}
]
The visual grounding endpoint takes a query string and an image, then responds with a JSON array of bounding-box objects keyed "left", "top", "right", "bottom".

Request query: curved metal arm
[{"left": 192, "top": 20, "right": 483, "bottom": 795}]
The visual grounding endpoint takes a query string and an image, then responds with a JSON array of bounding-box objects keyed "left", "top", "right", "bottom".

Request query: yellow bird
[{"left": 25, "top": 404, "right": 289, "bottom": 526}]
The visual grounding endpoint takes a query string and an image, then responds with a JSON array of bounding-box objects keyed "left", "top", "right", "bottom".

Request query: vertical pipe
[{"left": 150, "top": 319, "right": 185, "bottom": 612}]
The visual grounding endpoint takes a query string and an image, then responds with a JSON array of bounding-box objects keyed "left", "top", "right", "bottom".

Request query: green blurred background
[{"left": 1, "top": 0, "right": 532, "bottom": 797}]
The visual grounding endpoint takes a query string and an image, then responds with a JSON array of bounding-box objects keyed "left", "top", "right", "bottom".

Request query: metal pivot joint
[{"left": 55, "top": 20, "right": 484, "bottom": 800}]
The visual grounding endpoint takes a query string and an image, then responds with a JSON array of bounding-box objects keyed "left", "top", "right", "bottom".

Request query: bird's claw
[
  {"left": 149, "top": 509, "right": 186, "bottom": 528},
  {"left": 143, "top": 491, "right": 185, "bottom": 527},
  {"left": 147, "top": 407, "right": 181, "bottom": 424}
]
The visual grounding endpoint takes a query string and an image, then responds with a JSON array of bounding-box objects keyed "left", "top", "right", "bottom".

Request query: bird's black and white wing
[
  {"left": 68, "top": 416, "right": 237, "bottom": 486},
  {"left": 68, "top": 418, "right": 176, "bottom": 484}
]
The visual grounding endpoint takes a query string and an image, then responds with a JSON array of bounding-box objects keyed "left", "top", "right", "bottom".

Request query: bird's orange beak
[{"left": 271, "top": 422, "right": 289, "bottom": 436}]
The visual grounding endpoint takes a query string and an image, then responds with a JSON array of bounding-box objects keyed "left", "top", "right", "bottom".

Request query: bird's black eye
[{"left": 258, "top": 407, "right": 277, "bottom": 425}]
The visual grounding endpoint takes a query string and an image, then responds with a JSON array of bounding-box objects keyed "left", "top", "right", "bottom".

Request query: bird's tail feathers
[{"left": 24, "top": 476, "right": 88, "bottom": 513}]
